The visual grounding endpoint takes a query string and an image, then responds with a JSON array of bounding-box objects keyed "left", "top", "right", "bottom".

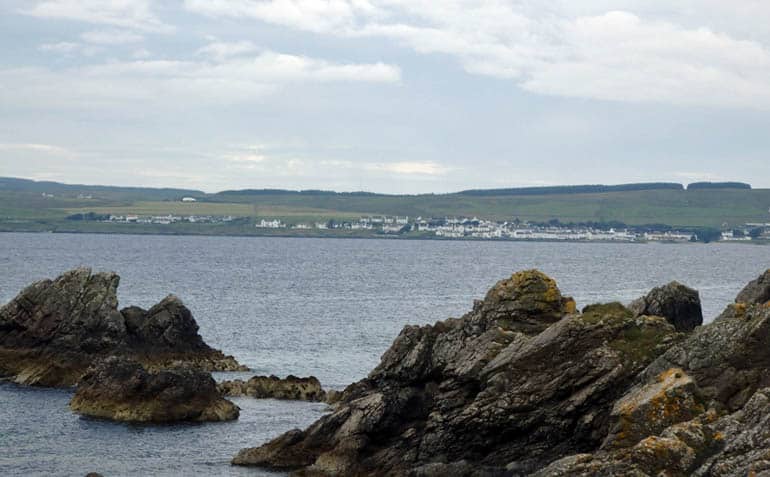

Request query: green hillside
[{"left": 1, "top": 178, "right": 769, "bottom": 234}]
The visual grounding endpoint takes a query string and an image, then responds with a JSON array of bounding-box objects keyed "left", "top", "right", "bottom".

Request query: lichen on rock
[
  {"left": 218, "top": 375, "right": 327, "bottom": 402},
  {"left": 232, "top": 270, "right": 690, "bottom": 476}
]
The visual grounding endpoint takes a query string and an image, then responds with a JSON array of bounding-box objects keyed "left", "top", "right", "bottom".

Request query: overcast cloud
[{"left": 1, "top": 0, "right": 768, "bottom": 192}]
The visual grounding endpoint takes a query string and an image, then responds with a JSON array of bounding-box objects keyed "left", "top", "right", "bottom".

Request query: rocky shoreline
[
  {"left": 5, "top": 266, "right": 770, "bottom": 475},
  {"left": 232, "top": 269, "right": 770, "bottom": 477}
]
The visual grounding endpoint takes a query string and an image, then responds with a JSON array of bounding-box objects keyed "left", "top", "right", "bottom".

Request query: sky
[{"left": 0, "top": 0, "right": 769, "bottom": 193}]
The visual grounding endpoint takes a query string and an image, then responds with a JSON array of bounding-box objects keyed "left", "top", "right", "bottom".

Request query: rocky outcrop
[
  {"left": 0, "top": 268, "right": 246, "bottom": 386},
  {"left": 70, "top": 357, "right": 239, "bottom": 422},
  {"left": 219, "top": 375, "right": 327, "bottom": 402},
  {"left": 735, "top": 269, "right": 770, "bottom": 305},
  {"left": 233, "top": 269, "right": 770, "bottom": 476},
  {"left": 232, "top": 270, "right": 682, "bottom": 475},
  {"left": 629, "top": 281, "right": 703, "bottom": 332}
]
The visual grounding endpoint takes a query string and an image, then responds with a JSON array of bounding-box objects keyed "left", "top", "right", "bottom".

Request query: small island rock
[
  {"left": 70, "top": 356, "right": 239, "bottom": 422},
  {"left": 218, "top": 375, "right": 327, "bottom": 402}
]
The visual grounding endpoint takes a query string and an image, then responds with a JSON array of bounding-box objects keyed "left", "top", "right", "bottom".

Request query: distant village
[
  {"left": 253, "top": 215, "right": 770, "bottom": 243},
  {"left": 53, "top": 193, "right": 770, "bottom": 243}
]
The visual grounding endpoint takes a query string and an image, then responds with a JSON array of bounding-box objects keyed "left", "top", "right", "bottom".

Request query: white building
[
  {"left": 181, "top": 197, "right": 197, "bottom": 202},
  {"left": 256, "top": 219, "right": 285, "bottom": 228}
]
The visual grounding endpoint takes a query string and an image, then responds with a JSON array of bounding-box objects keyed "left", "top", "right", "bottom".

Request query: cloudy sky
[{"left": 1, "top": 0, "right": 769, "bottom": 193}]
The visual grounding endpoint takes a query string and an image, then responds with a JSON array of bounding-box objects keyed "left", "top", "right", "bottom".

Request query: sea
[{"left": 1, "top": 232, "right": 768, "bottom": 476}]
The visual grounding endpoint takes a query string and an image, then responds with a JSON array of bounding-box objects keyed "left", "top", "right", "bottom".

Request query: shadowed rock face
[
  {"left": 69, "top": 356, "right": 239, "bottom": 422},
  {"left": 0, "top": 267, "right": 245, "bottom": 386},
  {"left": 629, "top": 281, "right": 703, "bottom": 332},
  {"left": 219, "top": 375, "right": 327, "bottom": 402},
  {"left": 233, "top": 269, "right": 770, "bottom": 477},
  {"left": 735, "top": 269, "right": 770, "bottom": 305}
]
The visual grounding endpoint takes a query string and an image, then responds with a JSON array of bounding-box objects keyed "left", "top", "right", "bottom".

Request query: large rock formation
[
  {"left": 233, "top": 269, "right": 770, "bottom": 477},
  {"left": 70, "top": 357, "right": 239, "bottom": 422},
  {"left": 232, "top": 270, "right": 682, "bottom": 475},
  {"left": 219, "top": 375, "right": 327, "bottom": 402},
  {"left": 0, "top": 267, "right": 245, "bottom": 386}
]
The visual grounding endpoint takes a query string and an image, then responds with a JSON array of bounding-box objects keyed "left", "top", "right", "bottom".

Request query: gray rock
[
  {"left": 629, "top": 281, "right": 703, "bottom": 332},
  {"left": 232, "top": 271, "right": 681, "bottom": 476},
  {"left": 70, "top": 356, "right": 239, "bottom": 422},
  {"left": 735, "top": 269, "right": 770, "bottom": 305},
  {"left": 233, "top": 269, "right": 770, "bottom": 476},
  {"left": 0, "top": 267, "right": 246, "bottom": 386}
]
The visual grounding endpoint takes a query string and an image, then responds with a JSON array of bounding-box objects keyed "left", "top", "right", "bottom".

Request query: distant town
[{"left": 85, "top": 211, "right": 770, "bottom": 243}]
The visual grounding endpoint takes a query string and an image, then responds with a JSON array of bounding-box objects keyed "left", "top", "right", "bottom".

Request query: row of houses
[
  {"left": 252, "top": 216, "right": 707, "bottom": 242},
  {"left": 107, "top": 215, "right": 236, "bottom": 224}
]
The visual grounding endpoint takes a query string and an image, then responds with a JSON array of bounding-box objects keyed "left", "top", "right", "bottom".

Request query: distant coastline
[
  {"left": 1, "top": 227, "right": 767, "bottom": 245},
  {"left": 3, "top": 177, "right": 769, "bottom": 244}
]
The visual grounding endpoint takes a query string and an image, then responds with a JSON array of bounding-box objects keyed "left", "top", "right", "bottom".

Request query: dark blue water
[{"left": 1, "top": 233, "right": 768, "bottom": 476}]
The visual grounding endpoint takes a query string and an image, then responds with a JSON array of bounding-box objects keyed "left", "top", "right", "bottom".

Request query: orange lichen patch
[
  {"left": 514, "top": 270, "right": 560, "bottom": 297},
  {"left": 563, "top": 298, "right": 577, "bottom": 314},
  {"left": 734, "top": 303, "right": 748, "bottom": 318},
  {"left": 658, "top": 368, "right": 685, "bottom": 383},
  {"left": 633, "top": 435, "right": 690, "bottom": 461},
  {"left": 713, "top": 431, "right": 724, "bottom": 441}
]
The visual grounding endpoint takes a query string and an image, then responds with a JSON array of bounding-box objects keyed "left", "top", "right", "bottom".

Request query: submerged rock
[
  {"left": 0, "top": 267, "right": 246, "bottom": 386},
  {"left": 629, "top": 281, "right": 703, "bottom": 332},
  {"left": 70, "top": 356, "right": 239, "bottom": 422},
  {"left": 233, "top": 269, "right": 770, "bottom": 476},
  {"left": 218, "top": 375, "right": 327, "bottom": 402}
]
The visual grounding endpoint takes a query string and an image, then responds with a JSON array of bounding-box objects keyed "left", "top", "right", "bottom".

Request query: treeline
[
  {"left": 216, "top": 189, "right": 380, "bottom": 197},
  {"left": 686, "top": 182, "right": 751, "bottom": 190},
  {"left": 66, "top": 212, "right": 110, "bottom": 221},
  {"left": 456, "top": 183, "right": 684, "bottom": 196},
  {"left": 0, "top": 177, "right": 201, "bottom": 197}
]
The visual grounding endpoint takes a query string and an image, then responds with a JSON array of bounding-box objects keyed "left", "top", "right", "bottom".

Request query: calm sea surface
[{"left": 1, "top": 233, "right": 769, "bottom": 476}]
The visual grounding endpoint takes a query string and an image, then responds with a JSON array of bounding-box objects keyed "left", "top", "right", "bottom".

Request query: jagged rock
[
  {"left": 643, "top": 298, "right": 770, "bottom": 411},
  {"left": 735, "top": 269, "right": 770, "bottom": 305},
  {"left": 629, "top": 281, "right": 703, "bottom": 332},
  {"left": 234, "top": 270, "right": 770, "bottom": 476},
  {"left": 218, "top": 375, "right": 327, "bottom": 402},
  {"left": 70, "top": 356, "right": 239, "bottom": 422},
  {"left": 535, "top": 270, "right": 770, "bottom": 476},
  {"left": 0, "top": 267, "right": 246, "bottom": 386},
  {"left": 232, "top": 270, "right": 682, "bottom": 475}
]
